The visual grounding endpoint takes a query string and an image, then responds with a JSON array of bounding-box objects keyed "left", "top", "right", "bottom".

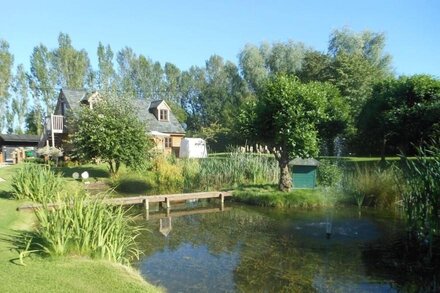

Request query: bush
[
  {"left": 11, "top": 164, "right": 63, "bottom": 203},
  {"left": 317, "top": 159, "right": 343, "bottom": 187},
  {"left": 32, "top": 192, "right": 141, "bottom": 264}
]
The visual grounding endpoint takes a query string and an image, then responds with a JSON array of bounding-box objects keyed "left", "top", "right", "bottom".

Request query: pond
[{"left": 135, "top": 202, "right": 438, "bottom": 292}]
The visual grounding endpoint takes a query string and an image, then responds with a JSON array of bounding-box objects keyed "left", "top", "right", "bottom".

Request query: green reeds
[
  {"left": 11, "top": 163, "right": 63, "bottom": 202},
  {"left": 342, "top": 166, "right": 401, "bottom": 208},
  {"left": 195, "top": 152, "right": 279, "bottom": 190},
  {"left": 33, "top": 192, "right": 141, "bottom": 265},
  {"left": 401, "top": 143, "right": 440, "bottom": 239}
]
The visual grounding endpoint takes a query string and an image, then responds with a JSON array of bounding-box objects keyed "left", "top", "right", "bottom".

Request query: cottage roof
[
  {"left": 0, "top": 134, "right": 40, "bottom": 143},
  {"left": 61, "top": 89, "right": 87, "bottom": 111},
  {"left": 135, "top": 99, "right": 185, "bottom": 134},
  {"left": 149, "top": 100, "right": 164, "bottom": 109},
  {"left": 289, "top": 158, "right": 320, "bottom": 166}
]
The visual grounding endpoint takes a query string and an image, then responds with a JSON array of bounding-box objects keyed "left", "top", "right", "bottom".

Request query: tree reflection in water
[{"left": 135, "top": 204, "right": 436, "bottom": 292}]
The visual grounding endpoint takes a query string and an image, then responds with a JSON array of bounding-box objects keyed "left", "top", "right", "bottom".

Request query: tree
[
  {"left": 297, "top": 50, "right": 332, "bottom": 83},
  {"left": 239, "top": 75, "right": 327, "bottom": 191},
  {"left": 315, "top": 82, "right": 351, "bottom": 156},
  {"left": 51, "top": 33, "right": 91, "bottom": 89},
  {"left": 238, "top": 41, "right": 307, "bottom": 92},
  {"left": 12, "top": 64, "right": 30, "bottom": 133},
  {"left": 327, "top": 28, "right": 392, "bottom": 118},
  {"left": 25, "top": 106, "right": 44, "bottom": 135},
  {"left": 71, "top": 92, "right": 153, "bottom": 176},
  {"left": 97, "top": 42, "right": 116, "bottom": 91},
  {"left": 357, "top": 75, "right": 440, "bottom": 157},
  {"left": 29, "top": 44, "right": 57, "bottom": 114},
  {"left": 0, "top": 39, "right": 14, "bottom": 132},
  {"left": 164, "top": 62, "right": 181, "bottom": 103}
]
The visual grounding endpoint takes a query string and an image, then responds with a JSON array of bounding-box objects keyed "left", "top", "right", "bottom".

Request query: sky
[{"left": 1, "top": 0, "right": 439, "bottom": 77}]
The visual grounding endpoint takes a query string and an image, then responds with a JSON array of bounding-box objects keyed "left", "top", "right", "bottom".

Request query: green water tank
[{"left": 289, "top": 158, "right": 319, "bottom": 189}]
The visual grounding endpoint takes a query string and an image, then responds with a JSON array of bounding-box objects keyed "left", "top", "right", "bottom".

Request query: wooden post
[
  {"left": 165, "top": 197, "right": 171, "bottom": 209},
  {"left": 220, "top": 193, "right": 225, "bottom": 211},
  {"left": 143, "top": 199, "right": 149, "bottom": 220},
  {"left": 51, "top": 114, "right": 55, "bottom": 147}
]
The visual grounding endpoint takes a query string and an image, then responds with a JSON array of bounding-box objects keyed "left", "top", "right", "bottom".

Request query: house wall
[
  {"left": 151, "top": 134, "right": 184, "bottom": 157},
  {"left": 171, "top": 135, "right": 183, "bottom": 148}
]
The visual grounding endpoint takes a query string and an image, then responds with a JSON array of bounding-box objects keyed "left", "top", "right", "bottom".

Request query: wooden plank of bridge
[{"left": 17, "top": 191, "right": 233, "bottom": 212}]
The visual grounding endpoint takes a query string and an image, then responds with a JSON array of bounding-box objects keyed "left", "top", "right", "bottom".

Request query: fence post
[{"left": 143, "top": 199, "right": 149, "bottom": 220}]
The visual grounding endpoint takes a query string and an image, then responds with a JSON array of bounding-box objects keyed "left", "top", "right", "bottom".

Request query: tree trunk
[{"left": 278, "top": 154, "right": 292, "bottom": 192}]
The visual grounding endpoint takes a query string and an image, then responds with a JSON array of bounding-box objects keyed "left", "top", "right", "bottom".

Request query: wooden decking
[{"left": 17, "top": 191, "right": 233, "bottom": 219}]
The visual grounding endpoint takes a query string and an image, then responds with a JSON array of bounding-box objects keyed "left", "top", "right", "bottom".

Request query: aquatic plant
[
  {"left": 342, "top": 166, "right": 401, "bottom": 208},
  {"left": 11, "top": 163, "right": 63, "bottom": 203},
  {"left": 196, "top": 151, "right": 279, "bottom": 190},
  {"left": 233, "top": 185, "right": 333, "bottom": 208},
  {"left": 401, "top": 142, "right": 440, "bottom": 240},
  {"left": 32, "top": 192, "right": 141, "bottom": 264}
]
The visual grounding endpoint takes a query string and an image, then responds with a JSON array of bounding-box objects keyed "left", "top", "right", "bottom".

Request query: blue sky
[{"left": 1, "top": 0, "right": 439, "bottom": 77}]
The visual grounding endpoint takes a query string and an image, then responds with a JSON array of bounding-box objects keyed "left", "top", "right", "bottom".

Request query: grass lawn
[{"left": 0, "top": 164, "right": 161, "bottom": 293}]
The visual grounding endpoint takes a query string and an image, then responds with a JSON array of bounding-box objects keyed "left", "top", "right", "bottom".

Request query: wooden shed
[
  {"left": 0, "top": 134, "right": 39, "bottom": 163},
  {"left": 289, "top": 158, "right": 320, "bottom": 188}
]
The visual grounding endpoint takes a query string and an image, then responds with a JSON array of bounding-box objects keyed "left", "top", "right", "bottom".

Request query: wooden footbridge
[{"left": 17, "top": 191, "right": 233, "bottom": 220}]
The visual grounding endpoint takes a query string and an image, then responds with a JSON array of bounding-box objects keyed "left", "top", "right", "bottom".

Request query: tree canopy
[
  {"left": 71, "top": 92, "right": 153, "bottom": 175},
  {"left": 357, "top": 75, "right": 440, "bottom": 157},
  {"left": 239, "top": 75, "right": 331, "bottom": 191}
]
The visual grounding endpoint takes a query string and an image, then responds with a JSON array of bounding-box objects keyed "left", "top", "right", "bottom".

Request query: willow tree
[{"left": 239, "top": 75, "right": 328, "bottom": 191}]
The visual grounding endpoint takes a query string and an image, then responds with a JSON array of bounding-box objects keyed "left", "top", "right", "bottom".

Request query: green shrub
[
  {"left": 33, "top": 192, "right": 141, "bottom": 264},
  {"left": 317, "top": 159, "right": 343, "bottom": 187},
  {"left": 11, "top": 164, "right": 63, "bottom": 203}
]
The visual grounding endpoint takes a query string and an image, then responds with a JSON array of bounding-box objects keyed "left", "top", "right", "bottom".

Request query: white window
[
  {"left": 160, "top": 109, "right": 169, "bottom": 121},
  {"left": 164, "top": 137, "right": 172, "bottom": 148}
]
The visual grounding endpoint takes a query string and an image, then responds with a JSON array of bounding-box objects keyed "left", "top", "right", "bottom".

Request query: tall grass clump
[
  {"left": 233, "top": 185, "right": 333, "bottom": 208},
  {"left": 401, "top": 143, "right": 440, "bottom": 240},
  {"left": 342, "top": 166, "right": 401, "bottom": 208},
  {"left": 197, "top": 151, "right": 279, "bottom": 190},
  {"left": 33, "top": 192, "right": 141, "bottom": 264},
  {"left": 152, "top": 155, "right": 184, "bottom": 191},
  {"left": 11, "top": 163, "right": 63, "bottom": 203}
]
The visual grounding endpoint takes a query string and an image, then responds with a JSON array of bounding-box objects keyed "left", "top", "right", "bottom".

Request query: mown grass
[
  {"left": 232, "top": 184, "right": 337, "bottom": 208},
  {"left": 0, "top": 165, "right": 161, "bottom": 293}
]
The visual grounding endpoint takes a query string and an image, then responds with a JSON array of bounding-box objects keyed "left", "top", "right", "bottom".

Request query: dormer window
[{"left": 160, "top": 109, "right": 169, "bottom": 121}]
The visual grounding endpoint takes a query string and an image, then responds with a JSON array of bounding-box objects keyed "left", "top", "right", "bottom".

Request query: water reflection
[{"left": 136, "top": 204, "right": 436, "bottom": 292}]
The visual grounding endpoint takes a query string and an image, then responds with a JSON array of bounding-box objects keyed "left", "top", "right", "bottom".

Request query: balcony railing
[{"left": 45, "top": 115, "right": 64, "bottom": 134}]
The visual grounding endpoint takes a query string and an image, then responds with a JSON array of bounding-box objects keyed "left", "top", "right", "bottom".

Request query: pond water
[{"left": 135, "top": 203, "right": 438, "bottom": 292}]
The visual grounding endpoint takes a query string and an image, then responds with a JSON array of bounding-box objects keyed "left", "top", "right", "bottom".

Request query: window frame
[
  {"left": 159, "top": 109, "right": 169, "bottom": 121},
  {"left": 164, "top": 137, "right": 172, "bottom": 148}
]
